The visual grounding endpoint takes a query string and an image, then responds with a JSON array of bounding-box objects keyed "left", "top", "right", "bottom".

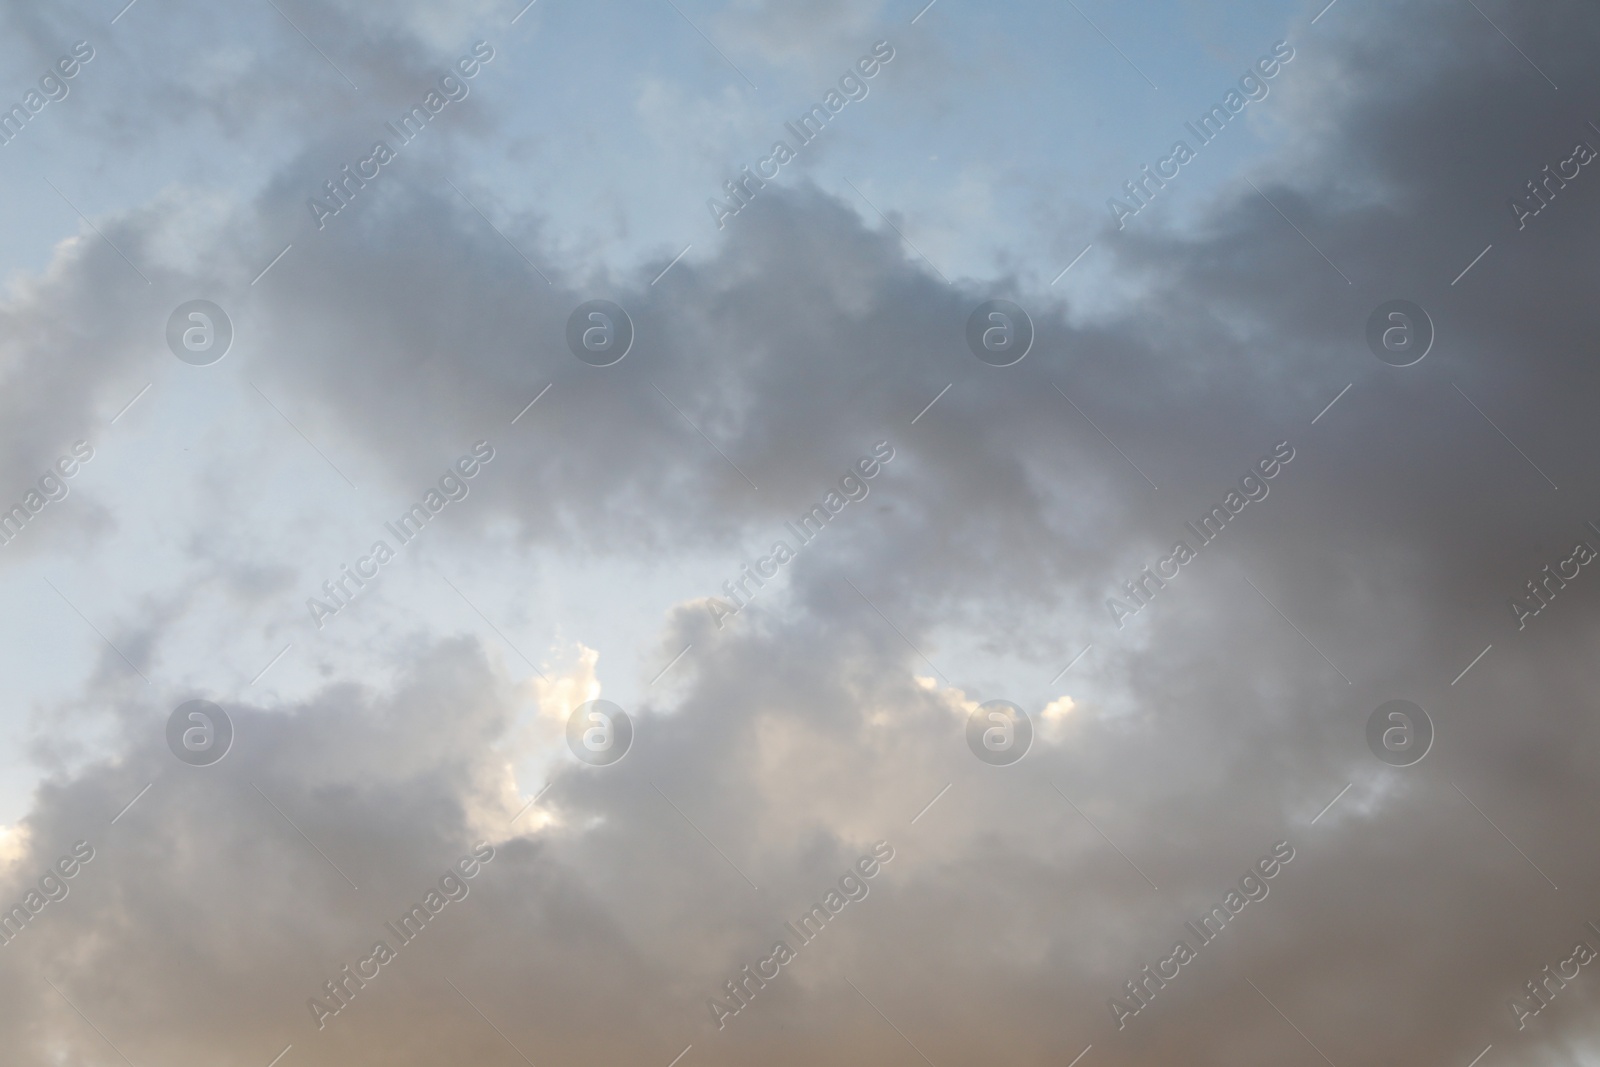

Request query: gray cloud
[{"left": 3, "top": 0, "right": 1600, "bottom": 1065}]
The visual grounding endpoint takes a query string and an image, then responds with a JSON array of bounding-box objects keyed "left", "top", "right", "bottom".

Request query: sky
[{"left": 0, "top": 0, "right": 1598, "bottom": 1064}]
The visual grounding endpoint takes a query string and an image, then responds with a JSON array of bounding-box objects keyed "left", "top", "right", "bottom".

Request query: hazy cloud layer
[{"left": 1, "top": 0, "right": 1600, "bottom": 1065}]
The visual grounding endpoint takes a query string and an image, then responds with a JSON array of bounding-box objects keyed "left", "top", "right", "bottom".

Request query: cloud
[
  {"left": 4, "top": 0, "right": 1600, "bottom": 1064},
  {"left": 712, "top": 0, "right": 889, "bottom": 73}
]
